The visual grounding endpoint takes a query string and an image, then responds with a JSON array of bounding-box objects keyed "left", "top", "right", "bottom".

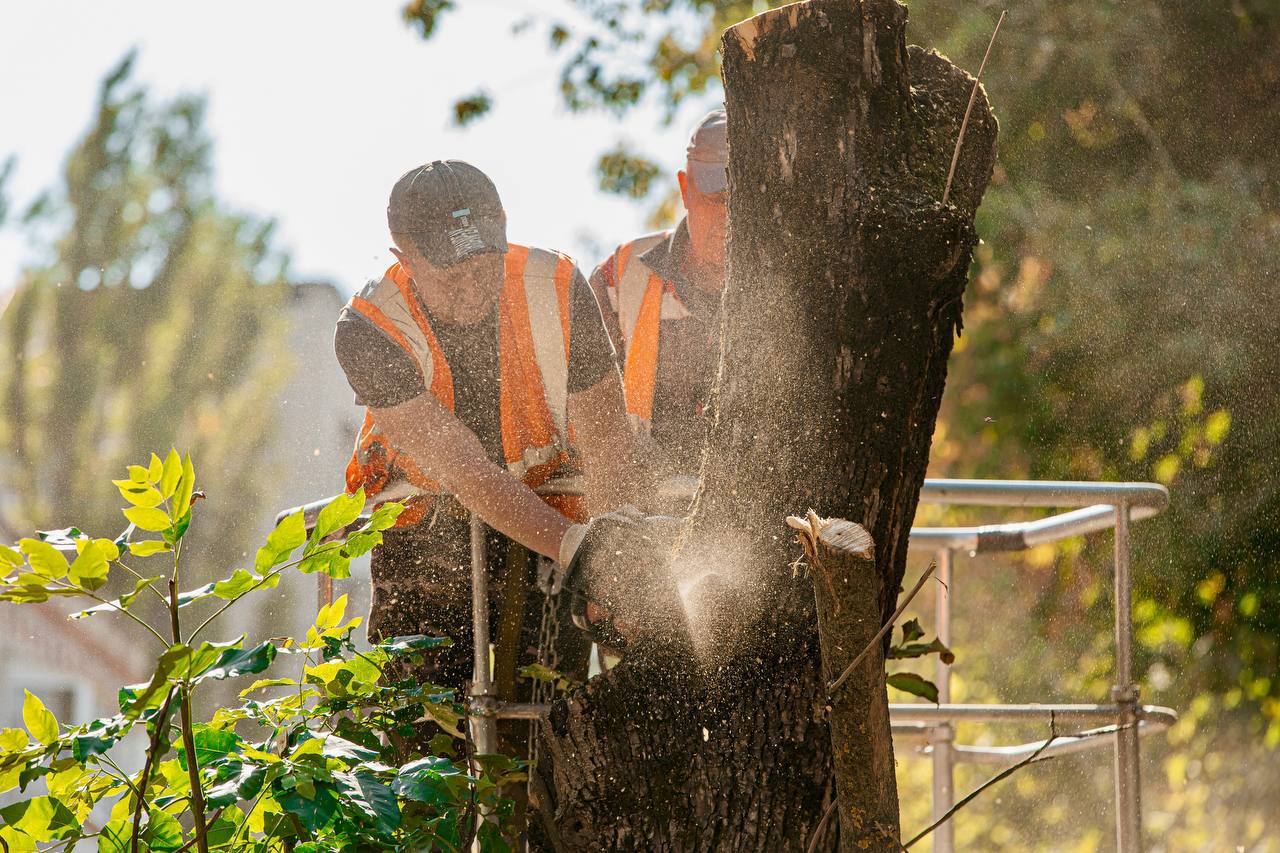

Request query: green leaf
[
  {"left": 147, "top": 453, "right": 164, "bottom": 483},
  {"left": 378, "top": 634, "right": 452, "bottom": 655},
  {"left": 117, "top": 482, "right": 163, "bottom": 508},
  {"left": 71, "top": 715, "right": 129, "bottom": 762},
  {"left": 160, "top": 448, "right": 183, "bottom": 498},
  {"left": 314, "top": 594, "right": 348, "bottom": 632},
  {"left": 173, "top": 454, "right": 196, "bottom": 521},
  {"left": 144, "top": 807, "right": 184, "bottom": 851},
  {"left": 312, "top": 489, "right": 364, "bottom": 542},
  {"left": 297, "top": 545, "right": 351, "bottom": 579},
  {"left": 342, "top": 530, "right": 382, "bottom": 559},
  {"left": 206, "top": 762, "right": 269, "bottom": 807},
  {"left": 71, "top": 575, "right": 163, "bottom": 620},
  {"left": 393, "top": 756, "right": 462, "bottom": 804},
  {"left": 275, "top": 778, "right": 339, "bottom": 832},
  {"left": 0, "top": 796, "right": 79, "bottom": 842},
  {"left": 22, "top": 691, "right": 58, "bottom": 744},
  {"left": 365, "top": 501, "right": 405, "bottom": 532},
  {"left": 335, "top": 770, "right": 400, "bottom": 833},
  {"left": 887, "top": 671, "right": 940, "bottom": 703},
  {"left": 177, "top": 727, "right": 243, "bottom": 772},
  {"left": 320, "top": 734, "right": 379, "bottom": 762},
  {"left": 129, "top": 539, "right": 172, "bottom": 557},
  {"left": 177, "top": 568, "right": 279, "bottom": 607},
  {"left": 68, "top": 539, "right": 109, "bottom": 590},
  {"left": 168, "top": 508, "right": 192, "bottom": 543},
  {"left": 900, "top": 618, "right": 925, "bottom": 644},
  {"left": 238, "top": 677, "right": 297, "bottom": 697},
  {"left": 97, "top": 819, "right": 130, "bottom": 853},
  {"left": 123, "top": 506, "right": 171, "bottom": 532},
  {"left": 0, "top": 727, "right": 29, "bottom": 751},
  {"left": 197, "top": 641, "right": 277, "bottom": 682},
  {"left": 256, "top": 510, "right": 306, "bottom": 572},
  {"left": 128, "top": 465, "right": 150, "bottom": 484},
  {"left": 0, "top": 544, "right": 21, "bottom": 568},
  {"left": 19, "top": 539, "right": 69, "bottom": 580},
  {"left": 888, "top": 637, "right": 955, "bottom": 665}
]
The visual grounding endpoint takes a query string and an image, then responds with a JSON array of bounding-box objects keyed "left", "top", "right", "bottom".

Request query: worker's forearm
[
  {"left": 569, "top": 377, "right": 637, "bottom": 514},
  {"left": 443, "top": 455, "right": 572, "bottom": 560},
  {"left": 370, "top": 398, "right": 573, "bottom": 560}
]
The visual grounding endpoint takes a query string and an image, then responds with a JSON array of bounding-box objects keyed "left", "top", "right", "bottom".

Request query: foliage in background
[
  {"left": 406, "top": 0, "right": 1280, "bottom": 847},
  {"left": 0, "top": 52, "right": 291, "bottom": 590},
  {"left": 0, "top": 453, "right": 520, "bottom": 852}
]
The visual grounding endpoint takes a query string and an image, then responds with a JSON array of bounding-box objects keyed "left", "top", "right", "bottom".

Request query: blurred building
[{"left": 0, "top": 280, "right": 368, "bottom": 736}]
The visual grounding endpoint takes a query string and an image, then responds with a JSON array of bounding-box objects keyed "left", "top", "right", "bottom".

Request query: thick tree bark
[{"left": 535, "top": 1, "right": 996, "bottom": 849}]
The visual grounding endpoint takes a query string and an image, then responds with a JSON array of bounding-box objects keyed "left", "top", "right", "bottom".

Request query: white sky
[{"left": 0, "top": 0, "right": 712, "bottom": 294}]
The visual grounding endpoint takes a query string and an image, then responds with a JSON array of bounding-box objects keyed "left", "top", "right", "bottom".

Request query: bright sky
[{"left": 0, "top": 0, "right": 711, "bottom": 294}]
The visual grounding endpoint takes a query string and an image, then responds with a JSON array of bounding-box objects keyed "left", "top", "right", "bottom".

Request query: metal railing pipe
[
  {"left": 469, "top": 512, "right": 497, "bottom": 756},
  {"left": 1112, "top": 502, "right": 1143, "bottom": 852},
  {"left": 931, "top": 547, "right": 956, "bottom": 853},
  {"left": 918, "top": 479, "right": 1168, "bottom": 510}
]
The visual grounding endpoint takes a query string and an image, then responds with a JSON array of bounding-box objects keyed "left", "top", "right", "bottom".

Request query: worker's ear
[
  {"left": 677, "top": 170, "right": 691, "bottom": 210},
  {"left": 389, "top": 246, "right": 408, "bottom": 266}
]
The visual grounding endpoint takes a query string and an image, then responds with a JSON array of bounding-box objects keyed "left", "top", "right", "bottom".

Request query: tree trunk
[
  {"left": 796, "top": 516, "right": 897, "bottom": 849},
  {"left": 536, "top": 0, "right": 997, "bottom": 848}
]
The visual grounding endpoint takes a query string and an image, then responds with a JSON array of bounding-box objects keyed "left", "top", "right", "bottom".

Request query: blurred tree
[{"left": 0, "top": 52, "right": 292, "bottom": 585}]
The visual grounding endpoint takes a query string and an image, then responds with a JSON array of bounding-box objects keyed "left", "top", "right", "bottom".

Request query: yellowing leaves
[
  {"left": 19, "top": 539, "right": 69, "bottom": 580},
  {"left": 129, "top": 540, "right": 173, "bottom": 557},
  {"left": 124, "top": 506, "right": 171, "bottom": 532},
  {"left": 159, "top": 448, "right": 183, "bottom": 499},
  {"left": 304, "top": 594, "right": 362, "bottom": 648},
  {"left": 68, "top": 540, "right": 110, "bottom": 591},
  {"left": 22, "top": 690, "right": 58, "bottom": 744}
]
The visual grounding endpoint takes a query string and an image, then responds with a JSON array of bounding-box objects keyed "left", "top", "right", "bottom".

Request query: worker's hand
[{"left": 547, "top": 510, "right": 683, "bottom": 651}]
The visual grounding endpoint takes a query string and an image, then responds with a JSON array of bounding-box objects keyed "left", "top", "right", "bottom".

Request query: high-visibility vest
[
  {"left": 344, "top": 244, "right": 584, "bottom": 526},
  {"left": 600, "top": 231, "right": 691, "bottom": 435}
]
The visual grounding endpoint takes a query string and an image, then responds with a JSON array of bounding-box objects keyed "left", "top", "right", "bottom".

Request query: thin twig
[
  {"left": 942, "top": 9, "right": 1006, "bottom": 205},
  {"left": 901, "top": 712, "right": 1131, "bottom": 845},
  {"left": 186, "top": 542, "right": 346, "bottom": 643},
  {"left": 131, "top": 688, "right": 178, "bottom": 853},
  {"left": 172, "top": 807, "right": 226, "bottom": 853},
  {"left": 47, "top": 576, "right": 170, "bottom": 647},
  {"left": 828, "top": 561, "right": 937, "bottom": 697},
  {"left": 806, "top": 791, "right": 838, "bottom": 853}
]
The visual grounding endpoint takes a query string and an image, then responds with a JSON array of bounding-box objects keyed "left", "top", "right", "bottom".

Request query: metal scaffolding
[{"left": 284, "top": 477, "right": 1174, "bottom": 852}]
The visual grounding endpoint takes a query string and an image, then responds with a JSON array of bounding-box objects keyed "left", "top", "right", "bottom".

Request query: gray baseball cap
[
  {"left": 387, "top": 160, "right": 508, "bottom": 269},
  {"left": 686, "top": 108, "right": 727, "bottom": 195}
]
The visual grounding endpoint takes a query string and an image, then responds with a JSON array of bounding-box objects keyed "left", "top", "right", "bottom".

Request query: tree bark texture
[{"left": 536, "top": 0, "right": 996, "bottom": 849}]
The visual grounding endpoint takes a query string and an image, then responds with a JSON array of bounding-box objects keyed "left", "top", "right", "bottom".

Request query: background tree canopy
[
  {"left": 0, "top": 52, "right": 292, "bottom": 588},
  {"left": 408, "top": 0, "right": 1280, "bottom": 847}
]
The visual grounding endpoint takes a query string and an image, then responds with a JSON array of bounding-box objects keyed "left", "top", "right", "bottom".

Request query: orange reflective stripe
[
  {"left": 615, "top": 242, "right": 633, "bottom": 289},
  {"left": 348, "top": 247, "right": 579, "bottom": 526},
  {"left": 350, "top": 296, "right": 414, "bottom": 357},
  {"left": 622, "top": 271, "right": 664, "bottom": 423},
  {"left": 499, "top": 246, "right": 557, "bottom": 466},
  {"left": 387, "top": 263, "right": 455, "bottom": 410}
]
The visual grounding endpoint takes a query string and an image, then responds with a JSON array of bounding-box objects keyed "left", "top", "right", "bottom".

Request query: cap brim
[
  {"left": 415, "top": 217, "right": 508, "bottom": 269},
  {"left": 689, "top": 160, "right": 727, "bottom": 195}
]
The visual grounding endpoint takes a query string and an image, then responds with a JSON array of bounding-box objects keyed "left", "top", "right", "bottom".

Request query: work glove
[{"left": 544, "top": 509, "right": 682, "bottom": 652}]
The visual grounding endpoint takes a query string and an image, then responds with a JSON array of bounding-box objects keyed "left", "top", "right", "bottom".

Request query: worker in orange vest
[
  {"left": 589, "top": 108, "right": 727, "bottom": 513},
  {"left": 334, "top": 161, "right": 646, "bottom": 720}
]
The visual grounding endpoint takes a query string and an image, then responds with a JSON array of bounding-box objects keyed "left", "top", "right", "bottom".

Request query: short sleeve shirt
[{"left": 333, "top": 259, "right": 617, "bottom": 463}]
